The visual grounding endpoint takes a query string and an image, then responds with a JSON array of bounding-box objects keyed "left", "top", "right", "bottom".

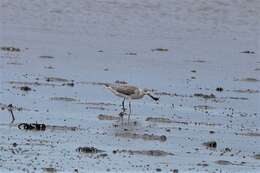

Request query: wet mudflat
[{"left": 1, "top": 0, "right": 260, "bottom": 172}]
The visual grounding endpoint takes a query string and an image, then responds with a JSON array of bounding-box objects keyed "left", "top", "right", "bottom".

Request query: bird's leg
[
  {"left": 7, "top": 104, "right": 15, "bottom": 123},
  {"left": 121, "top": 98, "right": 126, "bottom": 112},
  {"left": 10, "top": 110, "right": 15, "bottom": 123},
  {"left": 128, "top": 101, "right": 131, "bottom": 123}
]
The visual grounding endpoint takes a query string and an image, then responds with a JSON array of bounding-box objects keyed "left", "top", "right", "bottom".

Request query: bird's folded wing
[{"left": 112, "top": 85, "right": 137, "bottom": 95}]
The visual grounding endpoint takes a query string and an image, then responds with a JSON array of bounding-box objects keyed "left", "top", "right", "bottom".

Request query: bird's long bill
[{"left": 147, "top": 93, "right": 159, "bottom": 101}]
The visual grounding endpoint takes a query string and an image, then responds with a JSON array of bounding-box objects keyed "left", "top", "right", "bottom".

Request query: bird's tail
[{"left": 104, "top": 83, "right": 110, "bottom": 88}]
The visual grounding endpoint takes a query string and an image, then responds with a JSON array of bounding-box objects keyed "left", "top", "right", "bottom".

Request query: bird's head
[{"left": 143, "top": 88, "right": 159, "bottom": 101}]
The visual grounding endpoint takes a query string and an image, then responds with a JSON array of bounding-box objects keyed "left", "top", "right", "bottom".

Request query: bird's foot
[
  {"left": 119, "top": 111, "right": 127, "bottom": 118},
  {"left": 121, "top": 107, "right": 127, "bottom": 112}
]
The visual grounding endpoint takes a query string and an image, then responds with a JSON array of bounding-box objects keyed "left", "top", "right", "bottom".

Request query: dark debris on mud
[
  {"left": 1, "top": 46, "right": 21, "bottom": 52},
  {"left": 39, "top": 55, "right": 55, "bottom": 59},
  {"left": 254, "top": 154, "right": 260, "bottom": 160},
  {"left": 235, "top": 78, "right": 260, "bottom": 82},
  {"left": 215, "top": 160, "right": 246, "bottom": 166},
  {"left": 112, "top": 149, "right": 174, "bottom": 156},
  {"left": 20, "top": 86, "right": 32, "bottom": 91},
  {"left": 98, "top": 114, "right": 120, "bottom": 121},
  {"left": 240, "top": 50, "right": 255, "bottom": 54},
  {"left": 151, "top": 48, "right": 168, "bottom": 52},
  {"left": 233, "top": 89, "right": 259, "bottom": 94},
  {"left": 76, "top": 147, "right": 104, "bottom": 154},
  {"left": 203, "top": 141, "right": 217, "bottom": 149},
  {"left": 50, "top": 97, "right": 78, "bottom": 102},
  {"left": 16, "top": 123, "right": 78, "bottom": 131},
  {"left": 18, "top": 123, "right": 46, "bottom": 131},
  {"left": 115, "top": 132, "right": 167, "bottom": 142},
  {"left": 194, "top": 93, "right": 216, "bottom": 99},
  {"left": 145, "top": 117, "right": 220, "bottom": 127}
]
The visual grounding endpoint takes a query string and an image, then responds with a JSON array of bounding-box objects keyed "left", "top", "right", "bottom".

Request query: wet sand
[{"left": 0, "top": 0, "right": 259, "bottom": 172}]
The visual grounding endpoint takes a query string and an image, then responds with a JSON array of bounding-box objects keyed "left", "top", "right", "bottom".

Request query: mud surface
[{"left": 0, "top": 0, "right": 259, "bottom": 172}]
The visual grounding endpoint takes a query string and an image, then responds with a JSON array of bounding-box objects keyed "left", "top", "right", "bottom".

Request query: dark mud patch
[
  {"left": 215, "top": 160, "right": 245, "bottom": 166},
  {"left": 154, "top": 92, "right": 177, "bottom": 97},
  {"left": 7, "top": 62, "right": 23, "bottom": 65},
  {"left": 227, "top": 96, "right": 248, "bottom": 100},
  {"left": 235, "top": 78, "right": 260, "bottom": 82},
  {"left": 197, "top": 162, "right": 209, "bottom": 167},
  {"left": 113, "top": 149, "right": 173, "bottom": 156},
  {"left": 215, "top": 160, "right": 233, "bottom": 165},
  {"left": 98, "top": 114, "right": 120, "bottom": 121},
  {"left": 191, "top": 60, "right": 207, "bottom": 63},
  {"left": 240, "top": 50, "right": 255, "bottom": 54},
  {"left": 76, "top": 147, "right": 104, "bottom": 154},
  {"left": 47, "top": 124, "right": 78, "bottom": 131},
  {"left": 154, "top": 91, "right": 192, "bottom": 98},
  {"left": 86, "top": 106, "right": 107, "bottom": 110},
  {"left": 20, "top": 86, "right": 32, "bottom": 91},
  {"left": 17, "top": 123, "right": 78, "bottom": 131},
  {"left": 78, "top": 102, "right": 115, "bottom": 106},
  {"left": 1, "top": 47, "right": 21, "bottom": 52},
  {"left": 145, "top": 117, "right": 221, "bottom": 127},
  {"left": 44, "top": 66, "right": 55, "bottom": 69},
  {"left": 194, "top": 105, "right": 215, "bottom": 110},
  {"left": 115, "top": 132, "right": 167, "bottom": 142},
  {"left": 146, "top": 117, "right": 173, "bottom": 123},
  {"left": 42, "top": 167, "right": 57, "bottom": 173},
  {"left": 203, "top": 141, "right": 217, "bottom": 149},
  {"left": 50, "top": 97, "right": 78, "bottom": 102},
  {"left": 125, "top": 52, "right": 137, "bottom": 55},
  {"left": 232, "top": 89, "right": 259, "bottom": 94},
  {"left": 151, "top": 48, "right": 168, "bottom": 52},
  {"left": 45, "top": 77, "right": 72, "bottom": 83},
  {"left": 194, "top": 93, "right": 216, "bottom": 99},
  {"left": 77, "top": 81, "right": 109, "bottom": 86},
  {"left": 235, "top": 132, "right": 260, "bottom": 137},
  {"left": 39, "top": 55, "right": 55, "bottom": 59},
  {"left": 254, "top": 154, "right": 260, "bottom": 160},
  {"left": 79, "top": 81, "right": 128, "bottom": 86},
  {"left": 9, "top": 81, "right": 60, "bottom": 87}
]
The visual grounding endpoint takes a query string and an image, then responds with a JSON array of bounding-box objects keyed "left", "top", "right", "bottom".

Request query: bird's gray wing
[{"left": 112, "top": 85, "right": 137, "bottom": 96}]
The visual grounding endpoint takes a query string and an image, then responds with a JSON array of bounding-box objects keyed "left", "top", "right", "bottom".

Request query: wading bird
[{"left": 104, "top": 83, "right": 159, "bottom": 121}]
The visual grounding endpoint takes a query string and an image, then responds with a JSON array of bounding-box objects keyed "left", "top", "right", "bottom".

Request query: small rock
[
  {"left": 203, "top": 141, "right": 217, "bottom": 148},
  {"left": 240, "top": 50, "right": 255, "bottom": 54},
  {"left": 194, "top": 93, "right": 216, "bottom": 99},
  {"left": 172, "top": 169, "right": 178, "bottom": 173},
  {"left": 209, "top": 130, "right": 215, "bottom": 134},
  {"left": 156, "top": 168, "right": 162, "bottom": 172},
  {"left": 152, "top": 48, "right": 168, "bottom": 52},
  {"left": 20, "top": 86, "right": 31, "bottom": 91},
  {"left": 224, "top": 147, "right": 231, "bottom": 152},
  {"left": 76, "top": 147, "right": 104, "bottom": 154},
  {"left": 160, "top": 135, "right": 167, "bottom": 141},
  {"left": 125, "top": 52, "right": 137, "bottom": 55}
]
